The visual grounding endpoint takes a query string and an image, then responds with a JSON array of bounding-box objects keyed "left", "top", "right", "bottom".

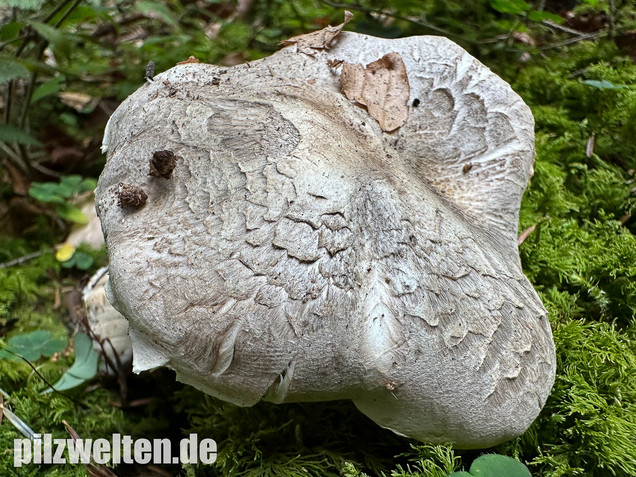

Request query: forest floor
[{"left": 0, "top": 1, "right": 635, "bottom": 476}]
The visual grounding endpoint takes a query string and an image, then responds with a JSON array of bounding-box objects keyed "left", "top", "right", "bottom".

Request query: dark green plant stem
[
  {"left": 608, "top": 0, "right": 615, "bottom": 39},
  {"left": 539, "top": 31, "right": 607, "bottom": 51},
  {"left": 43, "top": 0, "right": 77, "bottom": 25},
  {"left": 51, "top": 0, "right": 83, "bottom": 28},
  {"left": 2, "top": 348, "right": 83, "bottom": 406},
  {"left": 0, "top": 251, "right": 44, "bottom": 270}
]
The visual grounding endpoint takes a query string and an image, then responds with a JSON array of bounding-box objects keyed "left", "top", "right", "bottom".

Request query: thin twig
[
  {"left": 539, "top": 31, "right": 606, "bottom": 51},
  {"left": 318, "top": 0, "right": 472, "bottom": 44},
  {"left": 43, "top": 0, "right": 76, "bottom": 24},
  {"left": 0, "top": 251, "right": 44, "bottom": 269},
  {"left": 52, "top": 0, "right": 83, "bottom": 29},
  {"left": 2, "top": 348, "right": 83, "bottom": 406},
  {"left": 540, "top": 20, "right": 586, "bottom": 37},
  {"left": 30, "top": 161, "right": 63, "bottom": 178},
  {"left": 608, "top": 0, "right": 615, "bottom": 39}
]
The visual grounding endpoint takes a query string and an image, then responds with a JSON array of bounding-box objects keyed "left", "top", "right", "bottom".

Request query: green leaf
[
  {"left": 61, "top": 175, "right": 97, "bottom": 193},
  {"left": 137, "top": 0, "right": 179, "bottom": 28},
  {"left": 0, "top": 124, "right": 41, "bottom": 145},
  {"left": 528, "top": 10, "right": 564, "bottom": 23},
  {"left": 56, "top": 202, "right": 89, "bottom": 224},
  {"left": 489, "top": 0, "right": 529, "bottom": 14},
  {"left": 46, "top": 332, "right": 98, "bottom": 393},
  {"left": 0, "top": 58, "right": 30, "bottom": 83},
  {"left": 29, "top": 182, "right": 65, "bottom": 203},
  {"left": 1, "top": 21, "right": 23, "bottom": 41},
  {"left": 582, "top": 79, "right": 628, "bottom": 90},
  {"left": 60, "top": 174, "right": 84, "bottom": 190},
  {"left": 469, "top": 454, "right": 532, "bottom": 477},
  {"left": 72, "top": 252, "right": 94, "bottom": 270},
  {"left": 60, "top": 251, "right": 93, "bottom": 270},
  {"left": 0, "top": 330, "right": 67, "bottom": 362},
  {"left": 448, "top": 473, "right": 473, "bottom": 477},
  {"left": 0, "top": 0, "right": 45, "bottom": 9},
  {"left": 31, "top": 75, "right": 65, "bottom": 103},
  {"left": 79, "top": 177, "right": 97, "bottom": 192},
  {"left": 31, "top": 22, "right": 70, "bottom": 58}
]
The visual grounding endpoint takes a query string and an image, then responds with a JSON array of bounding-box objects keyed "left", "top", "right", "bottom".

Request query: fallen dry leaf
[
  {"left": 58, "top": 92, "right": 99, "bottom": 112},
  {"left": 280, "top": 11, "right": 353, "bottom": 55},
  {"left": 341, "top": 52, "right": 410, "bottom": 132},
  {"left": 177, "top": 55, "right": 200, "bottom": 65},
  {"left": 517, "top": 224, "right": 536, "bottom": 246}
]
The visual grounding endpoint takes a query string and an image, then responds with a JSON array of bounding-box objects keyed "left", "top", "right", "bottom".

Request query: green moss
[
  {"left": 503, "top": 320, "right": 636, "bottom": 476},
  {"left": 2, "top": 3, "right": 636, "bottom": 476}
]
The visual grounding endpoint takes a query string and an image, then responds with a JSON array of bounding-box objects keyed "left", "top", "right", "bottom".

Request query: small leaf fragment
[
  {"left": 56, "top": 203, "right": 89, "bottom": 224},
  {"left": 56, "top": 243, "right": 76, "bottom": 262},
  {"left": 0, "top": 58, "right": 30, "bottom": 83},
  {"left": 341, "top": 52, "right": 410, "bottom": 132},
  {"left": 280, "top": 11, "right": 353, "bottom": 55},
  {"left": 0, "top": 330, "right": 67, "bottom": 362},
  {"left": 46, "top": 333, "right": 98, "bottom": 393},
  {"left": 177, "top": 55, "right": 200, "bottom": 65}
]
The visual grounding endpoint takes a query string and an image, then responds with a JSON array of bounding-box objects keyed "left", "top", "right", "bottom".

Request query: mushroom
[
  {"left": 83, "top": 266, "right": 132, "bottom": 374},
  {"left": 95, "top": 28, "right": 556, "bottom": 448}
]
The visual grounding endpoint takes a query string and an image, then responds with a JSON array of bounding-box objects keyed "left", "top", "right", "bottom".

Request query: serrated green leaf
[
  {"left": 31, "top": 75, "right": 65, "bottom": 103},
  {"left": 0, "top": 124, "right": 41, "bottom": 145},
  {"left": 56, "top": 203, "right": 88, "bottom": 224},
  {"left": 469, "top": 454, "right": 531, "bottom": 477},
  {"left": 0, "top": 330, "right": 67, "bottom": 362},
  {"left": 0, "top": 58, "right": 30, "bottom": 83},
  {"left": 46, "top": 332, "right": 97, "bottom": 393}
]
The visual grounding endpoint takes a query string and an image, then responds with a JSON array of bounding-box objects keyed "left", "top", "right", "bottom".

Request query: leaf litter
[{"left": 340, "top": 52, "right": 410, "bottom": 132}]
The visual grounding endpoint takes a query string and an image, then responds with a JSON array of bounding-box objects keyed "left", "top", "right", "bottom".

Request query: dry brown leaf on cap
[
  {"left": 177, "top": 55, "right": 200, "bottom": 65},
  {"left": 341, "top": 52, "right": 410, "bottom": 132},
  {"left": 280, "top": 11, "right": 353, "bottom": 55}
]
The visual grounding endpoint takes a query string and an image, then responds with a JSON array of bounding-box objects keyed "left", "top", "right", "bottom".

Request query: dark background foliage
[{"left": 1, "top": 1, "right": 635, "bottom": 476}]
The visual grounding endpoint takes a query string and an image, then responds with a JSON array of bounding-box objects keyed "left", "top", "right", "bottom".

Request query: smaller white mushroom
[{"left": 82, "top": 267, "right": 132, "bottom": 374}]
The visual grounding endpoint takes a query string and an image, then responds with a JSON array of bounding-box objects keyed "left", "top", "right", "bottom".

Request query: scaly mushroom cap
[{"left": 96, "top": 30, "right": 555, "bottom": 448}]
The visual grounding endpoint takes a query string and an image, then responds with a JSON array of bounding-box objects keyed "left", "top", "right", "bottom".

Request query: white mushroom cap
[{"left": 96, "top": 31, "right": 555, "bottom": 448}]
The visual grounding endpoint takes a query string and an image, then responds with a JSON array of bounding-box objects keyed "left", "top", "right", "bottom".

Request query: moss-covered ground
[{"left": 1, "top": 1, "right": 635, "bottom": 476}]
